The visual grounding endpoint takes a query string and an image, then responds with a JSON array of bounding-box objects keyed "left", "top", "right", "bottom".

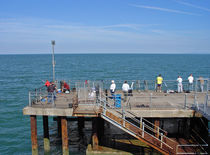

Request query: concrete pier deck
[{"left": 23, "top": 90, "right": 206, "bottom": 118}]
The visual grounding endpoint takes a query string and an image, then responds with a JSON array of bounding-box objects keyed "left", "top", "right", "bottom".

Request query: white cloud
[
  {"left": 174, "top": 0, "right": 210, "bottom": 12},
  {"left": 130, "top": 4, "right": 200, "bottom": 16}
]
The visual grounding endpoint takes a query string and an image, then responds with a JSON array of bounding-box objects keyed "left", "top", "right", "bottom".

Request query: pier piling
[
  {"left": 30, "top": 115, "right": 38, "bottom": 155},
  {"left": 57, "top": 116, "right": 61, "bottom": 138},
  {"left": 92, "top": 118, "right": 99, "bottom": 150},
  {"left": 78, "top": 117, "right": 85, "bottom": 129},
  {"left": 43, "top": 116, "right": 50, "bottom": 152},
  {"left": 154, "top": 119, "right": 160, "bottom": 138},
  {"left": 61, "top": 117, "right": 69, "bottom": 155}
]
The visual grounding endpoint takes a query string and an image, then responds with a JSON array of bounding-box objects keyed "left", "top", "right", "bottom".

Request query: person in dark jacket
[{"left": 48, "top": 82, "right": 56, "bottom": 103}]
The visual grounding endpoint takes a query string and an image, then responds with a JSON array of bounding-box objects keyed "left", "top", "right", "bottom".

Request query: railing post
[
  {"left": 142, "top": 122, "right": 145, "bottom": 138},
  {"left": 52, "top": 93, "right": 55, "bottom": 107},
  {"left": 35, "top": 89, "right": 37, "bottom": 104},
  {"left": 140, "top": 117, "right": 142, "bottom": 129},
  {"left": 29, "top": 91, "right": 31, "bottom": 107},
  {"left": 157, "top": 127, "right": 160, "bottom": 138},
  {"left": 122, "top": 109, "right": 125, "bottom": 127},
  {"left": 204, "top": 94, "right": 208, "bottom": 114},
  {"left": 39, "top": 88, "right": 41, "bottom": 100},
  {"left": 184, "top": 93, "right": 187, "bottom": 109},
  {"left": 99, "top": 87, "right": 101, "bottom": 106},
  {"left": 195, "top": 79, "right": 197, "bottom": 92},
  {"left": 160, "top": 133, "right": 163, "bottom": 148},
  {"left": 150, "top": 93, "right": 152, "bottom": 108},
  {"left": 103, "top": 100, "right": 106, "bottom": 115},
  {"left": 194, "top": 93, "right": 196, "bottom": 108}
]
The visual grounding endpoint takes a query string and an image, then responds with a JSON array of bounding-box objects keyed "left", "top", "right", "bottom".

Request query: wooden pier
[{"left": 23, "top": 81, "right": 209, "bottom": 155}]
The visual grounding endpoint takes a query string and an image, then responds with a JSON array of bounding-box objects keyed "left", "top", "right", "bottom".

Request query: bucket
[{"left": 112, "top": 94, "right": 121, "bottom": 108}]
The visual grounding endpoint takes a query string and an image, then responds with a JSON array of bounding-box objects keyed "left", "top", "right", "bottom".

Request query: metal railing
[
  {"left": 28, "top": 80, "right": 210, "bottom": 111},
  {"left": 98, "top": 93, "right": 177, "bottom": 153},
  {"left": 176, "top": 129, "right": 208, "bottom": 154},
  {"left": 28, "top": 85, "right": 57, "bottom": 107},
  {"left": 193, "top": 93, "right": 210, "bottom": 117},
  {"left": 54, "top": 79, "right": 210, "bottom": 92}
]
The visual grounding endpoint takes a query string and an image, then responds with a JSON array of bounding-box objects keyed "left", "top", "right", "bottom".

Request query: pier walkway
[{"left": 23, "top": 80, "right": 209, "bottom": 155}]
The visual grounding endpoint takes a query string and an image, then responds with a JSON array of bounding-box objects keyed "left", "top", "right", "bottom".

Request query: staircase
[{"left": 98, "top": 96, "right": 177, "bottom": 155}]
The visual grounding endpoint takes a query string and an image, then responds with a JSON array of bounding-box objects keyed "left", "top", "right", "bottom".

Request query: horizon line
[{"left": 0, "top": 52, "right": 210, "bottom": 55}]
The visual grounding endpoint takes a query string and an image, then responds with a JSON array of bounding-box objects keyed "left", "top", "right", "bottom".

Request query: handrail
[{"left": 99, "top": 98, "right": 175, "bottom": 152}]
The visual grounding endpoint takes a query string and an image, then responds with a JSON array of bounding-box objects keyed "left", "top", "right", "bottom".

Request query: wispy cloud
[
  {"left": 0, "top": 18, "right": 210, "bottom": 54},
  {"left": 174, "top": 0, "right": 210, "bottom": 12},
  {"left": 131, "top": 4, "right": 200, "bottom": 16}
]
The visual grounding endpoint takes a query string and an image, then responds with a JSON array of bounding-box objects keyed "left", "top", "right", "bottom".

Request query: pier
[{"left": 23, "top": 80, "right": 209, "bottom": 154}]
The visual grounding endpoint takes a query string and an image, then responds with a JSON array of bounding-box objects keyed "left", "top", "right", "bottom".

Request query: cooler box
[{"left": 113, "top": 94, "right": 121, "bottom": 108}]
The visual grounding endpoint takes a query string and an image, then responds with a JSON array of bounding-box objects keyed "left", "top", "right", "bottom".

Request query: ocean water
[{"left": 0, "top": 54, "right": 210, "bottom": 155}]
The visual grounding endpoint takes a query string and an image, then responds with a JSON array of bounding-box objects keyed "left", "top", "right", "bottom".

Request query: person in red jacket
[
  {"left": 63, "top": 81, "right": 70, "bottom": 92},
  {"left": 45, "top": 80, "right": 50, "bottom": 87}
]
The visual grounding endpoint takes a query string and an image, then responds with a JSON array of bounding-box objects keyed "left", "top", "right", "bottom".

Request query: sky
[{"left": 0, "top": 0, "right": 210, "bottom": 54}]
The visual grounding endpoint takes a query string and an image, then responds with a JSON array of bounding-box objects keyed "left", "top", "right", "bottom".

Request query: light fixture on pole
[{"left": 51, "top": 40, "right": 55, "bottom": 82}]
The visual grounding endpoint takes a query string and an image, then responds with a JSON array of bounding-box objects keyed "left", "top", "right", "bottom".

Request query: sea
[{"left": 0, "top": 54, "right": 210, "bottom": 155}]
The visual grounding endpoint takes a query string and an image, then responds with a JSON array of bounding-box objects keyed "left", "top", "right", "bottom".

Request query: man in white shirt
[
  {"left": 122, "top": 81, "right": 130, "bottom": 102},
  {"left": 188, "top": 74, "right": 194, "bottom": 92},
  {"left": 177, "top": 76, "right": 183, "bottom": 93},
  {"left": 110, "top": 80, "right": 116, "bottom": 95}
]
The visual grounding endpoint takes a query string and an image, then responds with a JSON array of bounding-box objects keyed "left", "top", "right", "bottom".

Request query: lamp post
[{"left": 51, "top": 40, "right": 55, "bottom": 82}]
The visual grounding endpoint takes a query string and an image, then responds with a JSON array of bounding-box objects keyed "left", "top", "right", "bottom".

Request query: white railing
[{"left": 99, "top": 94, "right": 176, "bottom": 153}]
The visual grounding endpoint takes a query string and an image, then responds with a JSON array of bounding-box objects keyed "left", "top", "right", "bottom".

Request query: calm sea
[{"left": 0, "top": 54, "right": 210, "bottom": 154}]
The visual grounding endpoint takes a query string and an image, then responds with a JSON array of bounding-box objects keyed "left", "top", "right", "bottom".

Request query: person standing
[
  {"left": 188, "top": 74, "right": 194, "bottom": 92},
  {"left": 198, "top": 76, "right": 204, "bottom": 92},
  {"left": 122, "top": 81, "right": 130, "bottom": 102},
  {"left": 45, "top": 80, "right": 50, "bottom": 87},
  {"left": 156, "top": 74, "right": 163, "bottom": 92},
  {"left": 177, "top": 76, "right": 183, "bottom": 93},
  {"left": 110, "top": 80, "right": 116, "bottom": 96},
  {"left": 47, "top": 82, "right": 56, "bottom": 103}
]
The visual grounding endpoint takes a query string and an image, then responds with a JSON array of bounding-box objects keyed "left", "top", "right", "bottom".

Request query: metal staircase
[{"left": 98, "top": 95, "right": 177, "bottom": 155}]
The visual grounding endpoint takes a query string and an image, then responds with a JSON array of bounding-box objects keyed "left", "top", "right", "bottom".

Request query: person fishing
[
  {"left": 45, "top": 80, "right": 50, "bottom": 87},
  {"left": 122, "top": 81, "right": 130, "bottom": 102},
  {"left": 156, "top": 74, "right": 163, "bottom": 92},
  {"left": 110, "top": 80, "right": 116, "bottom": 96},
  {"left": 63, "top": 81, "right": 70, "bottom": 93}
]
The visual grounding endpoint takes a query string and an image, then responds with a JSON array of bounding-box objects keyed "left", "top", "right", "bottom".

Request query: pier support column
[
  {"left": 61, "top": 117, "right": 69, "bottom": 155},
  {"left": 30, "top": 115, "right": 38, "bottom": 155},
  {"left": 92, "top": 118, "right": 99, "bottom": 150},
  {"left": 43, "top": 116, "right": 50, "bottom": 152},
  {"left": 98, "top": 118, "right": 104, "bottom": 139},
  {"left": 154, "top": 119, "right": 160, "bottom": 138},
  {"left": 57, "top": 116, "right": 61, "bottom": 138},
  {"left": 78, "top": 117, "right": 85, "bottom": 137}
]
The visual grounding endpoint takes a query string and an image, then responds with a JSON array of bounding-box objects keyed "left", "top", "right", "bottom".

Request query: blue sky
[{"left": 0, "top": 0, "right": 210, "bottom": 54}]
